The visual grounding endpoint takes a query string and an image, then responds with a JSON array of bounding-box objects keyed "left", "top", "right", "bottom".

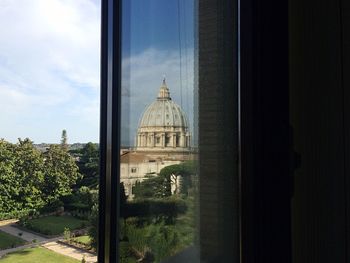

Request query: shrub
[
  {"left": 0, "top": 209, "right": 36, "bottom": 221},
  {"left": 119, "top": 241, "right": 137, "bottom": 263},
  {"left": 123, "top": 198, "right": 187, "bottom": 223},
  {"left": 88, "top": 203, "right": 98, "bottom": 250},
  {"left": 65, "top": 202, "right": 90, "bottom": 212},
  {"left": 64, "top": 227, "right": 71, "bottom": 241},
  {"left": 40, "top": 200, "right": 64, "bottom": 214},
  {"left": 60, "top": 194, "right": 79, "bottom": 205}
]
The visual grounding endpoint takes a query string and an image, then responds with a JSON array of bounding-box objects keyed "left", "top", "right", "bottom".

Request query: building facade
[{"left": 121, "top": 79, "right": 192, "bottom": 198}]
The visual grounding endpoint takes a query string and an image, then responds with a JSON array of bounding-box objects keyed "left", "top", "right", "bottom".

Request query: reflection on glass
[
  {"left": 0, "top": 1, "right": 100, "bottom": 262},
  {"left": 120, "top": 0, "right": 198, "bottom": 262}
]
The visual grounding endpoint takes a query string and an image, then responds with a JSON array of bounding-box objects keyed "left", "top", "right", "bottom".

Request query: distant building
[{"left": 121, "top": 79, "right": 193, "bottom": 199}]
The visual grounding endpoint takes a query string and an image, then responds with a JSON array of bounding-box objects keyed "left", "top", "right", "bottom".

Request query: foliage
[
  {"left": 64, "top": 227, "right": 71, "bottom": 241},
  {"left": 159, "top": 162, "right": 196, "bottom": 195},
  {"left": 119, "top": 241, "right": 137, "bottom": 263},
  {"left": 64, "top": 202, "right": 90, "bottom": 212},
  {"left": 61, "top": 129, "right": 68, "bottom": 150},
  {"left": 74, "top": 142, "right": 99, "bottom": 188},
  {"left": 121, "top": 220, "right": 191, "bottom": 263},
  {"left": 89, "top": 184, "right": 126, "bottom": 251},
  {"left": 20, "top": 215, "right": 87, "bottom": 236},
  {"left": 0, "top": 139, "right": 43, "bottom": 212},
  {"left": 0, "top": 139, "right": 45, "bottom": 213},
  {"left": 119, "top": 195, "right": 196, "bottom": 262},
  {"left": 132, "top": 175, "right": 171, "bottom": 199},
  {"left": 0, "top": 138, "right": 81, "bottom": 217},
  {"left": 88, "top": 202, "right": 98, "bottom": 250},
  {"left": 77, "top": 186, "right": 93, "bottom": 206},
  {"left": 72, "top": 235, "right": 91, "bottom": 246},
  {"left": 123, "top": 198, "right": 187, "bottom": 224},
  {"left": 0, "top": 209, "right": 36, "bottom": 221},
  {"left": 132, "top": 161, "right": 197, "bottom": 200},
  {"left": 39, "top": 199, "right": 64, "bottom": 214},
  {"left": 42, "top": 144, "right": 81, "bottom": 203}
]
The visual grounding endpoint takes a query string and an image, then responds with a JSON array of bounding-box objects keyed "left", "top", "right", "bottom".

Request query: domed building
[
  {"left": 136, "top": 79, "right": 191, "bottom": 152},
  {"left": 120, "top": 79, "right": 194, "bottom": 199}
]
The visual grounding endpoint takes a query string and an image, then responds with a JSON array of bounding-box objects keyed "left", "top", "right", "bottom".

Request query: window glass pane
[
  {"left": 0, "top": 1, "right": 100, "bottom": 262},
  {"left": 120, "top": 0, "right": 238, "bottom": 262},
  {"left": 120, "top": 0, "right": 199, "bottom": 262}
]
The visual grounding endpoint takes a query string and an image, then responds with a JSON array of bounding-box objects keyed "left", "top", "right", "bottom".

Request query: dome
[
  {"left": 138, "top": 80, "right": 189, "bottom": 129},
  {"left": 135, "top": 79, "right": 191, "bottom": 151}
]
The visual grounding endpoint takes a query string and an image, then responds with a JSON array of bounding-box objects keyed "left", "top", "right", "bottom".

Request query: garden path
[
  {"left": 0, "top": 221, "right": 97, "bottom": 262},
  {"left": 0, "top": 223, "right": 47, "bottom": 242},
  {"left": 43, "top": 241, "right": 97, "bottom": 263}
]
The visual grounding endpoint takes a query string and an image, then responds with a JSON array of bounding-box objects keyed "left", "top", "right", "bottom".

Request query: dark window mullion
[{"left": 100, "top": 0, "right": 122, "bottom": 262}]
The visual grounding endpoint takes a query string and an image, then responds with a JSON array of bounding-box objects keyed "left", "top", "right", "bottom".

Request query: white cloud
[
  {"left": 121, "top": 48, "right": 195, "bottom": 146},
  {"left": 0, "top": 0, "right": 100, "bottom": 143},
  {"left": 0, "top": 1, "right": 195, "bottom": 145}
]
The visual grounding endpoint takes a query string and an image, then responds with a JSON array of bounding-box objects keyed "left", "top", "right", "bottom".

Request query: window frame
[{"left": 98, "top": 0, "right": 291, "bottom": 262}]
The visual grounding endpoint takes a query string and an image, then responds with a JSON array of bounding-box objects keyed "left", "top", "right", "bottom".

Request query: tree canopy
[
  {"left": 0, "top": 138, "right": 81, "bottom": 215},
  {"left": 73, "top": 142, "right": 99, "bottom": 188},
  {"left": 133, "top": 161, "right": 197, "bottom": 200}
]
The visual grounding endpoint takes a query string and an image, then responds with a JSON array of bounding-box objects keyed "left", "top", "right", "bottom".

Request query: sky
[{"left": 0, "top": 0, "right": 194, "bottom": 145}]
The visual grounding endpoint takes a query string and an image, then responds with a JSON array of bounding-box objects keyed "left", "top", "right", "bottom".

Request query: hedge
[
  {"left": 122, "top": 199, "right": 187, "bottom": 222},
  {"left": 64, "top": 202, "right": 90, "bottom": 212},
  {"left": 0, "top": 209, "right": 37, "bottom": 221}
]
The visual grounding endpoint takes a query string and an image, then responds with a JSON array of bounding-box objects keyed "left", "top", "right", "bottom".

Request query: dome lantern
[{"left": 157, "top": 78, "right": 171, "bottom": 100}]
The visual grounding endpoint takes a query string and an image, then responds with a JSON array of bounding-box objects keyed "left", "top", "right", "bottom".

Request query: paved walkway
[
  {"left": 0, "top": 224, "right": 47, "bottom": 242},
  {"left": 0, "top": 219, "right": 18, "bottom": 227},
  {"left": 0, "top": 221, "right": 97, "bottom": 262},
  {"left": 43, "top": 242, "right": 97, "bottom": 263}
]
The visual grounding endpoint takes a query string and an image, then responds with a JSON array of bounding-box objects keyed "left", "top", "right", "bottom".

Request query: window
[
  {"left": 131, "top": 167, "right": 137, "bottom": 173},
  {"left": 100, "top": 0, "right": 239, "bottom": 262}
]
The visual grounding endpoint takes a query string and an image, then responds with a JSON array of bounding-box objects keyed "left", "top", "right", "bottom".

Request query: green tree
[
  {"left": 0, "top": 139, "right": 45, "bottom": 213},
  {"left": 89, "top": 184, "right": 127, "bottom": 250},
  {"left": 89, "top": 201, "right": 98, "bottom": 250},
  {"left": 75, "top": 142, "right": 99, "bottom": 188},
  {"left": 0, "top": 139, "right": 21, "bottom": 213},
  {"left": 132, "top": 175, "right": 171, "bottom": 200},
  {"left": 42, "top": 144, "right": 81, "bottom": 202},
  {"left": 133, "top": 161, "right": 197, "bottom": 200},
  {"left": 159, "top": 162, "right": 196, "bottom": 196},
  {"left": 61, "top": 129, "right": 68, "bottom": 150},
  {"left": 14, "top": 139, "right": 45, "bottom": 210}
]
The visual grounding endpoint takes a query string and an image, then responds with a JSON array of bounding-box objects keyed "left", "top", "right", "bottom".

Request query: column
[
  {"left": 137, "top": 134, "right": 141, "bottom": 147},
  {"left": 151, "top": 134, "right": 155, "bottom": 147},
  {"left": 161, "top": 133, "right": 165, "bottom": 147},
  {"left": 181, "top": 133, "right": 186, "bottom": 147}
]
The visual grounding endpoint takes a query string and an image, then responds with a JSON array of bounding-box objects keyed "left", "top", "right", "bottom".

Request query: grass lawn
[
  {"left": 72, "top": 235, "right": 91, "bottom": 246},
  {"left": 0, "top": 231, "right": 25, "bottom": 250},
  {"left": 0, "top": 247, "right": 79, "bottom": 262},
  {"left": 24, "top": 215, "right": 88, "bottom": 236}
]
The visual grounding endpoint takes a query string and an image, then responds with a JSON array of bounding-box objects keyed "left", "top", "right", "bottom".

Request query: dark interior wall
[
  {"left": 198, "top": 0, "right": 239, "bottom": 262},
  {"left": 240, "top": 0, "right": 291, "bottom": 261},
  {"left": 290, "top": 0, "right": 349, "bottom": 262}
]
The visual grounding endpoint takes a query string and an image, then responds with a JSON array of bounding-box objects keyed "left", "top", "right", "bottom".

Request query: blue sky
[
  {"left": 0, "top": 0, "right": 194, "bottom": 145},
  {"left": 121, "top": 0, "right": 195, "bottom": 146}
]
